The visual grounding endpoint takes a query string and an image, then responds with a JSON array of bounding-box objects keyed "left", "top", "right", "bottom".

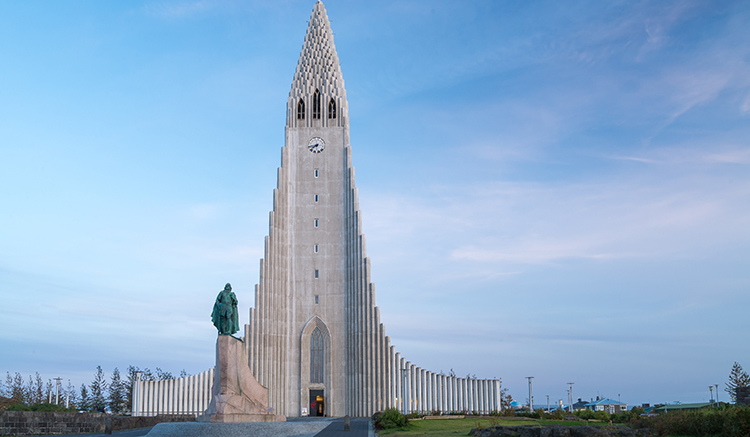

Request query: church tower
[
  {"left": 243, "top": 1, "right": 503, "bottom": 419},
  {"left": 245, "top": 1, "right": 388, "bottom": 417}
]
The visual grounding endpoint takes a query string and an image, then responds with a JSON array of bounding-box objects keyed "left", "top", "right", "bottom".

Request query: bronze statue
[{"left": 211, "top": 283, "right": 239, "bottom": 335}]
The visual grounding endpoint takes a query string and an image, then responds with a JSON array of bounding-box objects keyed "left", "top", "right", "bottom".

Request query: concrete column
[
  {"left": 419, "top": 368, "right": 425, "bottom": 413},
  {"left": 409, "top": 364, "right": 417, "bottom": 412},
  {"left": 189, "top": 375, "right": 196, "bottom": 414},
  {"left": 451, "top": 376, "right": 460, "bottom": 411},
  {"left": 427, "top": 372, "right": 432, "bottom": 413},
  {"left": 472, "top": 379, "right": 478, "bottom": 414},
  {"left": 482, "top": 379, "right": 488, "bottom": 414},
  {"left": 395, "top": 353, "right": 402, "bottom": 412},
  {"left": 442, "top": 375, "right": 447, "bottom": 413}
]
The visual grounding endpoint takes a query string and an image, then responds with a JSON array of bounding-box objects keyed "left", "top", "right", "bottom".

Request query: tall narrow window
[
  {"left": 314, "top": 244, "right": 319, "bottom": 253},
  {"left": 314, "top": 269, "right": 319, "bottom": 279},
  {"left": 297, "top": 99, "right": 305, "bottom": 120},
  {"left": 314, "top": 169, "right": 319, "bottom": 178},
  {"left": 310, "top": 328, "right": 323, "bottom": 383},
  {"left": 315, "top": 295, "right": 319, "bottom": 304},
  {"left": 314, "top": 194, "right": 319, "bottom": 202},
  {"left": 328, "top": 98, "right": 336, "bottom": 119},
  {"left": 312, "top": 89, "right": 321, "bottom": 119},
  {"left": 314, "top": 218, "right": 319, "bottom": 228}
]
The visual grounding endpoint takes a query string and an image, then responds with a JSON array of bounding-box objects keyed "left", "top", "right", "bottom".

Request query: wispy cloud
[{"left": 365, "top": 144, "right": 750, "bottom": 271}]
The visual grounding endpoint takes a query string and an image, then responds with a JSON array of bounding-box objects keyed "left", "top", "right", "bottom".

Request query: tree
[
  {"left": 725, "top": 361, "right": 750, "bottom": 403},
  {"left": 66, "top": 379, "right": 78, "bottom": 409},
  {"left": 89, "top": 366, "right": 108, "bottom": 412},
  {"left": 124, "top": 366, "right": 138, "bottom": 413},
  {"left": 79, "top": 384, "right": 90, "bottom": 412},
  {"left": 45, "top": 379, "right": 54, "bottom": 404},
  {"left": 33, "top": 373, "right": 44, "bottom": 405},
  {"left": 10, "top": 372, "right": 25, "bottom": 405},
  {"left": 108, "top": 368, "right": 125, "bottom": 414},
  {"left": 155, "top": 367, "right": 173, "bottom": 380}
]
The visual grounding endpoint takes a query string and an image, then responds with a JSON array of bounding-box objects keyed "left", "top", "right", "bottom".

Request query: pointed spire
[{"left": 287, "top": 1, "right": 348, "bottom": 128}]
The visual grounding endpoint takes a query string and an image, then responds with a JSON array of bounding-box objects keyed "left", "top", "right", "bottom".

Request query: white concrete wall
[{"left": 131, "top": 369, "right": 214, "bottom": 417}]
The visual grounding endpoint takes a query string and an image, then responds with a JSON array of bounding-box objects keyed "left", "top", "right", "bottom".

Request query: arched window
[
  {"left": 310, "top": 327, "right": 323, "bottom": 383},
  {"left": 312, "top": 89, "right": 321, "bottom": 119},
  {"left": 297, "top": 99, "right": 305, "bottom": 120},
  {"left": 328, "top": 98, "right": 336, "bottom": 119}
]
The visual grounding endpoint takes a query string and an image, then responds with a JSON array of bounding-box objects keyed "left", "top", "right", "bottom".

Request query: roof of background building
[
  {"left": 654, "top": 402, "right": 711, "bottom": 412},
  {"left": 586, "top": 398, "right": 627, "bottom": 406}
]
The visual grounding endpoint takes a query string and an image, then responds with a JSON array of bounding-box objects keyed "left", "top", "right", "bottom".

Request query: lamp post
[
  {"left": 526, "top": 377, "right": 534, "bottom": 412},
  {"left": 715, "top": 384, "right": 719, "bottom": 404},
  {"left": 567, "top": 383, "right": 574, "bottom": 413},
  {"left": 54, "top": 377, "right": 63, "bottom": 405}
]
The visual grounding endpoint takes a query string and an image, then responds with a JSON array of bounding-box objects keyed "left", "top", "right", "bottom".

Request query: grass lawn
[{"left": 376, "top": 417, "right": 583, "bottom": 437}]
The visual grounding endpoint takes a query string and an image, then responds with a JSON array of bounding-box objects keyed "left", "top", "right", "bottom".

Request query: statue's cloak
[{"left": 211, "top": 289, "right": 239, "bottom": 335}]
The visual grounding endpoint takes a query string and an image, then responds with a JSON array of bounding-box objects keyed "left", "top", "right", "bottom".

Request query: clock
[{"left": 308, "top": 137, "right": 325, "bottom": 153}]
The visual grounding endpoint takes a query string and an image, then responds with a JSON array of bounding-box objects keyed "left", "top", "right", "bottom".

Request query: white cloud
[{"left": 365, "top": 145, "right": 750, "bottom": 272}]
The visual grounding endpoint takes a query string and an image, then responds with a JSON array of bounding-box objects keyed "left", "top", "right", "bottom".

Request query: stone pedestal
[{"left": 197, "top": 335, "right": 285, "bottom": 423}]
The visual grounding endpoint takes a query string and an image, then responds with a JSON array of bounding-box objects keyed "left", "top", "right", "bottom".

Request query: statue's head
[{"left": 224, "top": 283, "right": 232, "bottom": 291}]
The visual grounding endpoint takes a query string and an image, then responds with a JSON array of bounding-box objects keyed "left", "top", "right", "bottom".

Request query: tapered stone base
[
  {"left": 196, "top": 413, "right": 285, "bottom": 423},
  {"left": 197, "top": 335, "right": 285, "bottom": 423}
]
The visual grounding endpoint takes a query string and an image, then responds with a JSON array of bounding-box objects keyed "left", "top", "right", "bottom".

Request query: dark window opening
[
  {"left": 328, "top": 98, "right": 336, "bottom": 119},
  {"left": 297, "top": 99, "right": 305, "bottom": 120},
  {"left": 312, "top": 89, "right": 321, "bottom": 119}
]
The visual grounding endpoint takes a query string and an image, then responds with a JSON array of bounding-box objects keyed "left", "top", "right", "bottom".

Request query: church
[{"left": 132, "top": 1, "right": 502, "bottom": 418}]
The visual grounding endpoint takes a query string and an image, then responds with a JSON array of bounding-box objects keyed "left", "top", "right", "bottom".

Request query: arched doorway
[{"left": 300, "top": 317, "right": 331, "bottom": 416}]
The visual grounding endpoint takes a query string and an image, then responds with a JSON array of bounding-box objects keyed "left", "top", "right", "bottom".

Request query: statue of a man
[{"left": 211, "top": 283, "right": 239, "bottom": 335}]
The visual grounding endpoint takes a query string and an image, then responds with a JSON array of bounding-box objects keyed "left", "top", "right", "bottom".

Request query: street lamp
[
  {"left": 526, "top": 377, "right": 534, "bottom": 412},
  {"left": 567, "top": 383, "right": 574, "bottom": 413}
]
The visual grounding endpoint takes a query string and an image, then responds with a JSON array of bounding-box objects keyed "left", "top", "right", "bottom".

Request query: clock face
[{"left": 308, "top": 137, "right": 326, "bottom": 153}]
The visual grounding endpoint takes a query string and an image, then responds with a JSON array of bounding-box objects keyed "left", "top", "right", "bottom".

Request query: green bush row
[
  {"left": 631, "top": 406, "right": 750, "bottom": 437},
  {"left": 6, "top": 402, "right": 77, "bottom": 412}
]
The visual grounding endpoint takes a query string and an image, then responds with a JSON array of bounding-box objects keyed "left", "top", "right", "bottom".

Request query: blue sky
[{"left": 1, "top": 0, "right": 749, "bottom": 408}]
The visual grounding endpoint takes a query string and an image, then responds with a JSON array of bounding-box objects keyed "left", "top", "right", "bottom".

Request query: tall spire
[{"left": 287, "top": 1, "right": 348, "bottom": 128}]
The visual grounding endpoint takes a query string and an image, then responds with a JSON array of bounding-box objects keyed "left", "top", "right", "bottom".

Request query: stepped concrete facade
[{"left": 243, "top": 1, "right": 502, "bottom": 418}]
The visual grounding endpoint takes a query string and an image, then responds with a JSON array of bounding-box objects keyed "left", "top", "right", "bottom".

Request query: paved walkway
[
  {"left": 312, "top": 417, "right": 374, "bottom": 437},
  {"left": 32, "top": 417, "right": 373, "bottom": 437}
]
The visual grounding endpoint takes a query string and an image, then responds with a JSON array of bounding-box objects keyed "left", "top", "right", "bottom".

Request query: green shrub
[
  {"left": 630, "top": 406, "right": 750, "bottom": 437},
  {"left": 6, "top": 402, "right": 75, "bottom": 412},
  {"left": 373, "top": 408, "right": 409, "bottom": 429},
  {"left": 573, "top": 409, "right": 612, "bottom": 421}
]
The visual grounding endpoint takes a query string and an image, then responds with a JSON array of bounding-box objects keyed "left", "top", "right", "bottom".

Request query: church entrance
[{"left": 309, "top": 389, "right": 325, "bottom": 416}]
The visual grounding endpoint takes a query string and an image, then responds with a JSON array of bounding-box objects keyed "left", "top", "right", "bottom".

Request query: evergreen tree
[
  {"left": 33, "top": 373, "right": 44, "bottom": 404},
  {"left": 66, "top": 379, "right": 78, "bottom": 409},
  {"left": 155, "top": 367, "right": 173, "bottom": 380},
  {"left": 79, "top": 383, "right": 90, "bottom": 412},
  {"left": 725, "top": 361, "right": 750, "bottom": 403},
  {"left": 45, "top": 379, "right": 54, "bottom": 404},
  {"left": 25, "top": 374, "right": 34, "bottom": 404},
  {"left": 124, "top": 366, "right": 139, "bottom": 412},
  {"left": 11, "top": 372, "right": 25, "bottom": 405},
  {"left": 108, "top": 367, "right": 125, "bottom": 414},
  {"left": 89, "top": 366, "right": 108, "bottom": 412}
]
